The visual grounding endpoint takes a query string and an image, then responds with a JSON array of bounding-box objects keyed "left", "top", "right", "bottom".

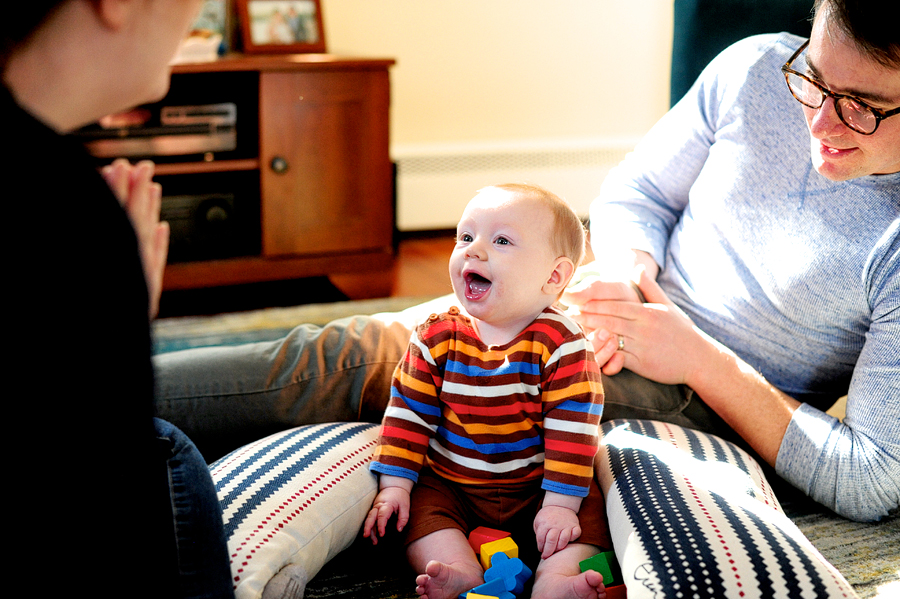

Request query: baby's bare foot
[
  {"left": 532, "top": 568, "right": 606, "bottom": 599},
  {"left": 415, "top": 559, "right": 483, "bottom": 599}
]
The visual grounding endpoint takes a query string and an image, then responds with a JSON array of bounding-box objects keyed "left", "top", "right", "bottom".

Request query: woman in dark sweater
[{"left": 3, "top": 3, "right": 231, "bottom": 597}]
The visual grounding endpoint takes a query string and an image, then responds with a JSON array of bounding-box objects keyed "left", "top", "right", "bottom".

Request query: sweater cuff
[
  {"left": 541, "top": 479, "right": 590, "bottom": 498},
  {"left": 369, "top": 461, "right": 419, "bottom": 483},
  {"left": 589, "top": 206, "right": 670, "bottom": 269},
  {"left": 774, "top": 403, "right": 840, "bottom": 498}
]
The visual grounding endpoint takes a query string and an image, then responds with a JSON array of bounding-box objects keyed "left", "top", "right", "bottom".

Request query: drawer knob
[{"left": 270, "top": 156, "right": 289, "bottom": 174}]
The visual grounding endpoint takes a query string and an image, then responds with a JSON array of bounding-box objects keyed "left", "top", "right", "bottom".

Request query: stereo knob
[
  {"left": 205, "top": 204, "right": 229, "bottom": 223},
  {"left": 270, "top": 156, "right": 289, "bottom": 174}
]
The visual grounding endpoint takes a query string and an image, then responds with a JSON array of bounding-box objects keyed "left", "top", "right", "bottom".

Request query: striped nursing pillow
[
  {"left": 211, "top": 422, "right": 380, "bottom": 599},
  {"left": 597, "top": 420, "right": 858, "bottom": 599}
]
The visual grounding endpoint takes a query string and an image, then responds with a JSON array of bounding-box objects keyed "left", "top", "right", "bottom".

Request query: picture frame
[
  {"left": 192, "top": 0, "right": 231, "bottom": 38},
  {"left": 170, "top": 0, "right": 232, "bottom": 63},
  {"left": 237, "top": 0, "right": 326, "bottom": 54},
  {"left": 191, "top": 0, "right": 235, "bottom": 53}
]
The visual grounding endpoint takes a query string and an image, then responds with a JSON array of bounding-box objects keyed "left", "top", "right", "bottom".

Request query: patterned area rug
[
  {"left": 152, "top": 297, "right": 900, "bottom": 598},
  {"left": 153, "top": 295, "right": 437, "bottom": 354},
  {"left": 779, "top": 494, "right": 899, "bottom": 599}
]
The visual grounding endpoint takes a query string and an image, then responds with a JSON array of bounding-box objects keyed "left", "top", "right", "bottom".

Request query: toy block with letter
[
  {"left": 467, "top": 526, "right": 511, "bottom": 555},
  {"left": 458, "top": 577, "right": 513, "bottom": 599},
  {"left": 479, "top": 536, "right": 518, "bottom": 570}
]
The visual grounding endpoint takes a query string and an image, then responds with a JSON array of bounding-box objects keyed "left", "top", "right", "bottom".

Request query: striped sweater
[{"left": 370, "top": 306, "right": 604, "bottom": 497}]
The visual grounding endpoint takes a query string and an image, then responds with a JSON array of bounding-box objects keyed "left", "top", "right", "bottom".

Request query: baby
[{"left": 364, "top": 183, "right": 610, "bottom": 599}]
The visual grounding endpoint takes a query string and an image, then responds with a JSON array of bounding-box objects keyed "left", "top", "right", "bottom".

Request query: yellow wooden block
[
  {"left": 466, "top": 594, "right": 499, "bottom": 599},
  {"left": 479, "top": 536, "right": 518, "bottom": 570}
]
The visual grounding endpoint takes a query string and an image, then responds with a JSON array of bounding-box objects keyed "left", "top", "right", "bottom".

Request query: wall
[{"left": 321, "top": 0, "right": 674, "bottom": 229}]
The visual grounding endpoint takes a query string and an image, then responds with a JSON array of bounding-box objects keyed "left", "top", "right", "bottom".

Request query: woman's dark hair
[
  {"left": 814, "top": 0, "right": 900, "bottom": 68},
  {"left": 2, "top": 2, "right": 69, "bottom": 68}
]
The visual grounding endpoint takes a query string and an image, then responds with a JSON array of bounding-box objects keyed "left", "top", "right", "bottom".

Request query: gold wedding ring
[{"left": 617, "top": 335, "right": 626, "bottom": 351}]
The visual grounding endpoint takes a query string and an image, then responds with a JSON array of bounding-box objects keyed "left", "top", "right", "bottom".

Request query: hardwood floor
[
  {"left": 157, "top": 228, "right": 607, "bottom": 316},
  {"left": 157, "top": 232, "right": 456, "bottom": 317},
  {"left": 347, "top": 230, "right": 597, "bottom": 301},
  {"left": 331, "top": 232, "right": 456, "bottom": 300}
]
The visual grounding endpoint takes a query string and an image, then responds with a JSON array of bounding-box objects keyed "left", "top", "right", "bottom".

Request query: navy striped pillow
[
  {"left": 211, "top": 422, "right": 380, "bottom": 599},
  {"left": 597, "top": 420, "right": 857, "bottom": 599}
]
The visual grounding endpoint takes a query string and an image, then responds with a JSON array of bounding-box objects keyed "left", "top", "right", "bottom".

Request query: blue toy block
[{"left": 484, "top": 552, "right": 533, "bottom": 595}]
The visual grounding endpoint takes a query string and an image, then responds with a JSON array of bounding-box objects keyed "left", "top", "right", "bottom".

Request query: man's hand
[
  {"left": 563, "top": 259, "right": 647, "bottom": 376},
  {"left": 574, "top": 266, "right": 712, "bottom": 386}
]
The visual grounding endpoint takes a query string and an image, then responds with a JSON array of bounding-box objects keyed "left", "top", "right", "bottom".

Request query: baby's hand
[
  {"left": 533, "top": 505, "right": 582, "bottom": 559},
  {"left": 363, "top": 485, "right": 410, "bottom": 545}
]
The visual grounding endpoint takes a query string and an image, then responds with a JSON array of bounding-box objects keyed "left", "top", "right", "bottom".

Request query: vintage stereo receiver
[
  {"left": 71, "top": 70, "right": 259, "bottom": 163},
  {"left": 72, "top": 71, "right": 262, "bottom": 262},
  {"left": 75, "top": 103, "right": 237, "bottom": 160}
]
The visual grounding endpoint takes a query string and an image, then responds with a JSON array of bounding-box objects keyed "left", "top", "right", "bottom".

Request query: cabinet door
[{"left": 259, "top": 69, "right": 393, "bottom": 257}]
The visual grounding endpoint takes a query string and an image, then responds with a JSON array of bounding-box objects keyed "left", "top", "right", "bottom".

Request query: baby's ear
[{"left": 543, "top": 257, "right": 575, "bottom": 296}]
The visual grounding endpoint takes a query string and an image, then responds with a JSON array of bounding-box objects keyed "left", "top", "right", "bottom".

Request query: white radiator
[{"left": 393, "top": 138, "right": 640, "bottom": 231}]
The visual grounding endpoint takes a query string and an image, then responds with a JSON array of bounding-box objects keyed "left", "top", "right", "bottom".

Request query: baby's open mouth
[{"left": 465, "top": 272, "right": 492, "bottom": 299}]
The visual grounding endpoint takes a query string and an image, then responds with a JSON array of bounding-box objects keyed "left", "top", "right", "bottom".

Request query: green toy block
[{"left": 579, "top": 550, "right": 622, "bottom": 587}]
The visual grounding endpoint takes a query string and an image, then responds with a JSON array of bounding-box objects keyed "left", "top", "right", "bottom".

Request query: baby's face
[{"left": 449, "top": 189, "right": 562, "bottom": 332}]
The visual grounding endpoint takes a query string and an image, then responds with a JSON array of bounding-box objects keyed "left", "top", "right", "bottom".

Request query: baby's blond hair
[{"left": 487, "top": 183, "right": 587, "bottom": 268}]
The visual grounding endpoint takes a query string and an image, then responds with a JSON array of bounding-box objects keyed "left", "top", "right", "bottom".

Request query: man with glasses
[
  {"left": 783, "top": 41, "right": 900, "bottom": 136},
  {"left": 566, "top": 0, "right": 898, "bottom": 522}
]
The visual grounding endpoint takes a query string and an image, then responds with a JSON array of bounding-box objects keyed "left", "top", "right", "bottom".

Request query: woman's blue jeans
[{"left": 154, "top": 418, "right": 234, "bottom": 599}]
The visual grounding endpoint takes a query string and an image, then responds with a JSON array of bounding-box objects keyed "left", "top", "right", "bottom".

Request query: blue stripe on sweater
[
  {"left": 445, "top": 359, "right": 540, "bottom": 377},
  {"left": 556, "top": 399, "right": 603, "bottom": 415},
  {"left": 437, "top": 426, "right": 542, "bottom": 455},
  {"left": 391, "top": 386, "right": 442, "bottom": 417}
]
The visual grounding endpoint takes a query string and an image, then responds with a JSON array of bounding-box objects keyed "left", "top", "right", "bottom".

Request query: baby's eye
[
  {"left": 495, "top": 236, "right": 510, "bottom": 245},
  {"left": 457, "top": 233, "right": 473, "bottom": 243}
]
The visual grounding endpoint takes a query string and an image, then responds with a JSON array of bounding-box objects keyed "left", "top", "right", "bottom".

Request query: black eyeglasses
[{"left": 781, "top": 40, "right": 900, "bottom": 135}]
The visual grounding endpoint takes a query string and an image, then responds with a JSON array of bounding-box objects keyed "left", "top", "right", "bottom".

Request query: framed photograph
[
  {"left": 237, "top": 0, "right": 326, "bottom": 54},
  {"left": 170, "top": 0, "right": 233, "bottom": 63},
  {"left": 192, "top": 0, "right": 230, "bottom": 37}
]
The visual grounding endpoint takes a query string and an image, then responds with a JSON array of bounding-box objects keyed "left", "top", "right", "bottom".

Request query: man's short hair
[{"left": 815, "top": 0, "right": 900, "bottom": 68}]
